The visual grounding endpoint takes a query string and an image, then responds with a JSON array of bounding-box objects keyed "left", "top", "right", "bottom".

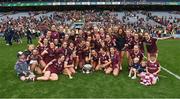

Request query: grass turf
[{"left": 0, "top": 38, "right": 180, "bottom": 98}]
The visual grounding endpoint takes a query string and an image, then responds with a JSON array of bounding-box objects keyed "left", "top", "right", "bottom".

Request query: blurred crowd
[
  {"left": 0, "top": 10, "right": 179, "bottom": 46},
  {"left": 1, "top": 0, "right": 179, "bottom": 2}
]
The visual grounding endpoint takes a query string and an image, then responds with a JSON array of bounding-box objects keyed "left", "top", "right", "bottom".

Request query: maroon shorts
[
  {"left": 47, "top": 67, "right": 58, "bottom": 74},
  {"left": 47, "top": 66, "right": 63, "bottom": 74},
  {"left": 112, "top": 64, "right": 119, "bottom": 70},
  {"left": 77, "top": 54, "right": 83, "bottom": 60}
]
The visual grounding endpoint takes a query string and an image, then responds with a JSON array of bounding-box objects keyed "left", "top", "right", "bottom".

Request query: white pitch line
[
  {"left": 161, "top": 66, "right": 180, "bottom": 80},
  {"left": 141, "top": 56, "right": 179, "bottom": 80}
]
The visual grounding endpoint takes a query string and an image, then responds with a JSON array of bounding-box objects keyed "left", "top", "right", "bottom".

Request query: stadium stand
[
  {"left": 0, "top": 0, "right": 179, "bottom": 11},
  {"left": 0, "top": 0, "right": 180, "bottom": 2}
]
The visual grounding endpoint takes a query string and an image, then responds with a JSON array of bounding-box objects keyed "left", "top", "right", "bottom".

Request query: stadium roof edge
[{"left": 0, "top": 1, "right": 180, "bottom": 7}]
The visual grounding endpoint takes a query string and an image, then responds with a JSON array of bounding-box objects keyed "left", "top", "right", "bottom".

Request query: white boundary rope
[{"left": 144, "top": 56, "right": 180, "bottom": 80}]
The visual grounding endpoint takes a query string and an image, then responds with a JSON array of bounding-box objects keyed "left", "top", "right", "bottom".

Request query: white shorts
[{"left": 29, "top": 60, "right": 38, "bottom": 64}]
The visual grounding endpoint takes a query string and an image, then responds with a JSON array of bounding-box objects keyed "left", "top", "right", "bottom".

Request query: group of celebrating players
[{"left": 15, "top": 25, "right": 162, "bottom": 85}]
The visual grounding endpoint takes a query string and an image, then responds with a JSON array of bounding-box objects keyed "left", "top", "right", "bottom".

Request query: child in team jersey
[{"left": 139, "top": 55, "right": 160, "bottom": 85}]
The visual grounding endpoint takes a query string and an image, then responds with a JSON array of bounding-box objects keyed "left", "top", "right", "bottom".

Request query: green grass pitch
[{"left": 0, "top": 38, "right": 180, "bottom": 98}]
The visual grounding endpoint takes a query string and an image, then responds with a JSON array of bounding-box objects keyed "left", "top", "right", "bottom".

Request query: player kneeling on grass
[
  {"left": 95, "top": 48, "right": 111, "bottom": 72},
  {"left": 37, "top": 55, "right": 65, "bottom": 81},
  {"left": 128, "top": 57, "right": 141, "bottom": 79},
  {"left": 27, "top": 49, "right": 46, "bottom": 74},
  {"left": 139, "top": 55, "right": 161, "bottom": 85},
  {"left": 105, "top": 47, "right": 120, "bottom": 76},
  {"left": 15, "top": 52, "right": 35, "bottom": 81}
]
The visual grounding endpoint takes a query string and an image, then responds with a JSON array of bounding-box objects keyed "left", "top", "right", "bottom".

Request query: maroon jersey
[
  {"left": 133, "top": 39, "right": 144, "bottom": 53},
  {"left": 129, "top": 50, "right": 144, "bottom": 63},
  {"left": 83, "top": 47, "right": 91, "bottom": 57},
  {"left": 51, "top": 31, "right": 59, "bottom": 40},
  {"left": 110, "top": 51, "right": 119, "bottom": 69},
  {"left": 37, "top": 45, "right": 48, "bottom": 54},
  {"left": 76, "top": 45, "right": 86, "bottom": 56},
  {"left": 39, "top": 36, "right": 52, "bottom": 44},
  {"left": 43, "top": 48, "right": 57, "bottom": 64},
  {"left": 105, "top": 40, "right": 115, "bottom": 48},
  {"left": 94, "top": 40, "right": 103, "bottom": 51},
  {"left": 48, "top": 60, "right": 64, "bottom": 74},
  {"left": 74, "top": 35, "right": 86, "bottom": 44},
  {"left": 147, "top": 61, "right": 160, "bottom": 74},
  {"left": 76, "top": 45, "right": 85, "bottom": 60},
  {"left": 111, "top": 35, "right": 116, "bottom": 42},
  {"left": 125, "top": 36, "right": 134, "bottom": 50},
  {"left": 67, "top": 47, "right": 75, "bottom": 56},
  {"left": 144, "top": 37, "right": 158, "bottom": 53},
  {"left": 81, "top": 33, "right": 87, "bottom": 40},
  {"left": 74, "top": 36, "right": 81, "bottom": 44},
  {"left": 99, "top": 54, "right": 110, "bottom": 64},
  {"left": 39, "top": 36, "right": 45, "bottom": 43},
  {"left": 91, "top": 55, "right": 99, "bottom": 62},
  {"left": 65, "top": 56, "right": 73, "bottom": 65},
  {"left": 90, "top": 40, "right": 95, "bottom": 49},
  {"left": 56, "top": 47, "right": 69, "bottom": 56}
]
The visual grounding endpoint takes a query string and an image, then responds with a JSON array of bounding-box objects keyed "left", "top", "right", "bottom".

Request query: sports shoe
[
  {"left": 82, "top": 70, "right": 85, "bottom": 74},
  {"left": 86, "top": 71, "right": 90, "bottom": 74},
  {"left": 128, "top": 74, "right": 131, "bottom": 77},
  {"left": 140, "top": 81, "right": 144, "bottom": 85},
  {"left": 69, "top": 76, "right": 73, "bottom": 79},
  {"left": 131, "top": 76, "right": 136, "bottom": 79}
]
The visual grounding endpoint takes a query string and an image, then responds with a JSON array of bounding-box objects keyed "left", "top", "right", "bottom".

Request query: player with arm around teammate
[
  {"left": 37, "top": 54, "right": 65, "bottom": 81},
  {"left": 27, "top": 49, "right": 46, "bottom": 74}
]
